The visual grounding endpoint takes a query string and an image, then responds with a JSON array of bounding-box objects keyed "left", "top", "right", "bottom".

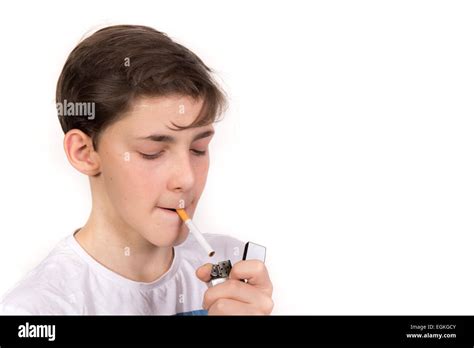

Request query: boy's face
[{"left": 95, "top": 95, "right": 213, "bottom": 247}]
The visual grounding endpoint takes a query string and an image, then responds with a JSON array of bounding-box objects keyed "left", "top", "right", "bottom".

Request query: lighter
[
  {"left": 209, "top": 260, "right": 233, "bottom": 286},
  {"left": 208, "top": 241, "right": 267, "bottom": 287}
]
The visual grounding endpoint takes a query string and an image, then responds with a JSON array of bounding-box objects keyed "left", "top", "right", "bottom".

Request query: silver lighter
[{"left": 209, "top": 241, "right": 266, "bottom": 287}]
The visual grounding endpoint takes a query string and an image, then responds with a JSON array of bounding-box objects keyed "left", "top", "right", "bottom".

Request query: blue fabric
[{"left": 175, "top": 309, "right": 208, "bottom": 316}]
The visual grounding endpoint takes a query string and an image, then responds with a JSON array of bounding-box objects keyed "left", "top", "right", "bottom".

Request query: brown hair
[{"left": 56, "top": 25, "right": 227, "bottom": 149}]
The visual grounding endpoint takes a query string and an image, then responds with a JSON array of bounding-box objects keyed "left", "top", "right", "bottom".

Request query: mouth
[
  {"left": 155, "top": 206, "right": 181, "bottom": 222},
  {"left": 157, "top": 207, "right": 177, "bottom": 212},
  {"left": 156, "top": 206, "right": 177, "bottom": 214}
]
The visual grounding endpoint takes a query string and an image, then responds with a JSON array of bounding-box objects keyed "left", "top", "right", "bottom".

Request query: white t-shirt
[{"left": 0, "top": 232, "right": 244, "bottom": 315}]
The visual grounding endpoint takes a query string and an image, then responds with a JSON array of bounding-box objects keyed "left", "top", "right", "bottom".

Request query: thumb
[{"left": 196, "top": 263, "right": 213, "bottom": 282}]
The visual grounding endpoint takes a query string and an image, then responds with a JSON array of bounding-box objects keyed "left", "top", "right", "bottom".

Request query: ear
[{"left": 63, "top": 129, "right": 101, "bottom": 176}]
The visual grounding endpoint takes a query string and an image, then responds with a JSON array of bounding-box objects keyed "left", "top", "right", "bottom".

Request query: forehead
[
  {"left": 103, "top": 95, "right": 214, "bottom": 143},
  {"left": 121, "top": 95, "right": 204, "bottom": 130}
]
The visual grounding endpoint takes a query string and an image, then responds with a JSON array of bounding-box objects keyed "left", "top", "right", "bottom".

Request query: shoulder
[{"left": 0, "top": 236, "right": 85, "bottom": 314}]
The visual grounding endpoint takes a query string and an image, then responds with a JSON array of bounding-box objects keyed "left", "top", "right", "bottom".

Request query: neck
[{"left": 75, "top": 209, "right": 174, "bottom": 283}]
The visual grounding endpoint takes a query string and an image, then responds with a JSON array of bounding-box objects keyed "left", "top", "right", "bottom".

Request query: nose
[{"left": 167, "top": 152, "right": 195, "bottom": 193}]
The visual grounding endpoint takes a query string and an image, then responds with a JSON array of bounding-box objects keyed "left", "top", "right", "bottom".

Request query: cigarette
[{"left": 176, "top": 208, "right": 215, "bottom": 257}]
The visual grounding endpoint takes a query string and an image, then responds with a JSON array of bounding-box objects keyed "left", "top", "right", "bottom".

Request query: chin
[{"left": 142, "top": 224, "right": 189, "bottom": 247}]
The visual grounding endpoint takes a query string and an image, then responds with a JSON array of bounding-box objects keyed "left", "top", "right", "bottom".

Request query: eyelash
[
  {"left": 191, "top": 149, "right": 207, "bottom": 156},
  {"left": 139, "top": 149, "right": 207, "bottom": 160},
  {"left": 140, "top": 152, "right": 162, "bottom": 160}
]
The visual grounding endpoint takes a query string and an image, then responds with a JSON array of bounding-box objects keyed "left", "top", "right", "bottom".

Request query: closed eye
[
  {"left": 191, "top": 149, "right": 207, "bottom": 156},
  {"left": 139, "top": 151, "right": 163, "bottom": 160},
  {"left": 138, "top": 149, "right": 206, "bottom": 159}
]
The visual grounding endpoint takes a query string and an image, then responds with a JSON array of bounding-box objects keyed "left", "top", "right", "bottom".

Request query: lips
[
  {"left": 155, "top": 207, "right": 180, "bottom": 221},
  {"left": 159, "top": 207, "right": 176, "bottom": 212},
  {"left": 155, "top": 200, "right": 191, "bottom": 213},
  {"left": 156, "top": 206, "right": 177, "bottom": 212}
]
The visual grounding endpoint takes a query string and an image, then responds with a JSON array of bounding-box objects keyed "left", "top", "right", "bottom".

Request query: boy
[{"left": 0, "top": 25, "right": 273, "bottom": 315}]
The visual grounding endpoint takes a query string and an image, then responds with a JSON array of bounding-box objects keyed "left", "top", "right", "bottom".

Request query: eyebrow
[{"left": 137, "top": 129, "right": 215, "bottom": 143}]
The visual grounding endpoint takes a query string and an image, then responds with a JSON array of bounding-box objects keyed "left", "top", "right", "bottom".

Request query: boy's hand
[{"left": 196, "top": 260, "right": 273, "bottom": 315}]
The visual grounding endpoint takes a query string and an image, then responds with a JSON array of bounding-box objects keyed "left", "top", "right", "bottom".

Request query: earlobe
[{"left": 63, "top": 130, "right": 101, "bottom": 176}]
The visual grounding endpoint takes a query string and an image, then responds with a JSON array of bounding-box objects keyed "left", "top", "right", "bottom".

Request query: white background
[{"left": 0, "top": 0, "right": 473, "bottom": 314}]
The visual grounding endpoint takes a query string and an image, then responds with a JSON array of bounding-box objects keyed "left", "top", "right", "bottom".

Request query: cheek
[
  {"left": 192, "top": 158, "right": 210, "bottom": 191},
  {"left": 101, "top": 155, "right": 164, "bottom": 208}
]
